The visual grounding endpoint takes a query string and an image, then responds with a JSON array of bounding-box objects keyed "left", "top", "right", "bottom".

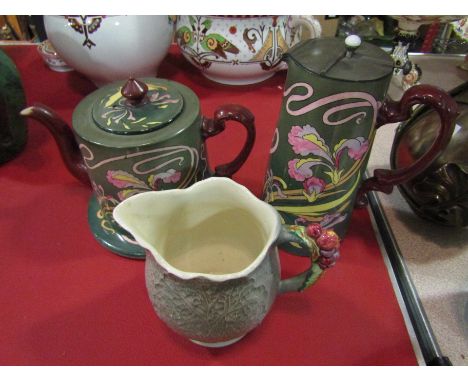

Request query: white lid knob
[{"left": 345, "top": 35, "right": 362, "bottom": 49}]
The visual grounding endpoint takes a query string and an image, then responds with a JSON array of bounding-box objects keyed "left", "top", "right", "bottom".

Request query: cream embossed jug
[{"left": 113, "top": 178, "right": 340, "bottom": 347}]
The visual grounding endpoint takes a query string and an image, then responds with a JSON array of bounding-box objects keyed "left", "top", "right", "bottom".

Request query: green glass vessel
[{"left": 0, "top": 49, "right": 27, "bottom": 164}]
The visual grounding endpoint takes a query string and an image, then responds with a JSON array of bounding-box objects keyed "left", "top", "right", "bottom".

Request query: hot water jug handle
[
  {"left": 355, "top": 84, "right": 458, "bottom": 207},
  {"left": 201, "top": 104, "right": 256, "bottom": 177},
  {"left": 277, "top": 224, "right": 340, "bottom": 294}
]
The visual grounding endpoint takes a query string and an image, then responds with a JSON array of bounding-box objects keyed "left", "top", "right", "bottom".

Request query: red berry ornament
[
  {"left": 316, "top": 229, "right": 340, "bottom": 251},
  {"left": 306, "top": 223, "right": 322, "bottom": 239},
  {"left": 318, "top": 256, "right": 335, "bottom": 269}
]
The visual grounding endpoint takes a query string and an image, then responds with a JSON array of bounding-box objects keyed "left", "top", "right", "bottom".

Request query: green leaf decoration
[
  {"left": 324, "top": 169, "right": 345, "bottom": 185},
  {"left": 299, "top": 263, "right": 324, "bottom": 291},
  {"left": 303, "top": 190, "right": 318, "bottom": 202},
  {"left": 201, "top": 18, "right": 212, "bottom": 30},
  {"left": 133, "top": 117, "right": 147, "bottom": 124},
  {"left": 295, "top": 157, "right": 323, "bottom": 168},
  {"left": 117, "top": 189, "right": 142, "bottom": 201},
  {"left": 333, "top": 139, "right": 349, "bottom": 155},
  {"left": 201, "top": 34, "right": 240, "bottom": 57},
  {"left": 175, "top": 26, "right": 194, "bottom": 46}
]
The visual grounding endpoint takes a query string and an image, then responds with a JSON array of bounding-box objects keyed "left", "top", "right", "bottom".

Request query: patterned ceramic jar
[
  {"left": 175, "top": 15, "right": 322, "bottom": 85},
  {"left": 44, "top": 15, "right": 174, "bottom": 86}
]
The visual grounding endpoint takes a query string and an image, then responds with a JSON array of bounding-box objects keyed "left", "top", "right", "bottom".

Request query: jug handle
[
  {"left": 277, "top": 224, "right": 340, "bottom": 294},
  {"left": 355, "top": 84, "right": 458, "bottom": 207},
  {"left": 202, "top": 104, "right": 256, "bottom": 177}
]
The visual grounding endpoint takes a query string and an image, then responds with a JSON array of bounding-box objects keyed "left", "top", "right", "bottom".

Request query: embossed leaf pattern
[{"left": 148, "top": 265, "right": 271, "bottom": 341}]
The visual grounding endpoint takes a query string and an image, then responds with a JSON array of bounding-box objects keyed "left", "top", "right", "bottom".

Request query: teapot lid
[
  {"left": 73, "top": 78, "right": 200, "bottom": 149},
  {"left": 285, "top": 35, "right": 394, "bottom": 82},
  {"left": 91, "top": 78, "right": 184, "bottom": 135}
]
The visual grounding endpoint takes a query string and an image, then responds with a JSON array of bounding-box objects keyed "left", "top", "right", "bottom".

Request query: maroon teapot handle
[
  {"left": 355, "top": 84, "right": 458, "bottom": 207},
  {"left": 201, "top": 104, "right": 256, "bottom": 177}
]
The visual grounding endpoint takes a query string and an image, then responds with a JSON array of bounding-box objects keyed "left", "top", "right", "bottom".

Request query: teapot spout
[{"left": 20, "top": 104, "right": 90, "bottom": 187}]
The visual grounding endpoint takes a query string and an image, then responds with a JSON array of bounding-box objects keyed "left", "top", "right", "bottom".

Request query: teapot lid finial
[
  {"left": 121, "top": 77, "right": 148, "bottom": 105},
  {"left": 90, "top": 77, "right": 185, "bottom": 136}
]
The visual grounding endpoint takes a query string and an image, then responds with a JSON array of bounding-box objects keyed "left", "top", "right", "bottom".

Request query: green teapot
[{"left": 21, "top": 77, "right": 256, "bottom": 259}]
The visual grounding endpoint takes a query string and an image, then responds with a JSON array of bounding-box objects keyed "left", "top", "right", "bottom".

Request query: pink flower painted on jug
[
  {"left": 347, "top": 138, "right": 369, "bottom": 160},
  {"left": 303, "top": 176, "right": 326, "bottom": 201},
  {"left": 333, "top": 137, "right": 369, "bottom": 167},
  {"left": 304, "top": 176, "right": 326, "bottom": 195},
  {"left": 288, "top": 125, "right": 332, "bottom": 163},
  {"left": 279, "top": 122, "right": 372, "bottom": 202},
  {"left": 288, "top": 158, "right": 323, "bottom": 181}
]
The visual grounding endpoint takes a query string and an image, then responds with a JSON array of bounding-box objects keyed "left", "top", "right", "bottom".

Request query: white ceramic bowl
[
  {"left": 44, "top": 15, "right": 174, "bottom": 86},
  {"left": 175, "top": 15, "right": 321, "bottom": 85}
]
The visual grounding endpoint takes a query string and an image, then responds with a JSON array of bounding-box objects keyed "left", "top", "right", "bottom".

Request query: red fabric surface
[{"left": 0, "top": 45, "right": 418, "bottom": 365}]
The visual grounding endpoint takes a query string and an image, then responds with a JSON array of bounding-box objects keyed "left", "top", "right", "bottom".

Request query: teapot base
[
  {"left": 88, "top": 195, "right": 146, "bottom": 259},
  {"left": 190, "top": 335, "right": 245, "bottom": 348}
]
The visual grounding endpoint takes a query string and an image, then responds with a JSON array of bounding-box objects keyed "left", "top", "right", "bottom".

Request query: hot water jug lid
[{"left": 285, "top": 35, "right": 394, "bottom": 82}]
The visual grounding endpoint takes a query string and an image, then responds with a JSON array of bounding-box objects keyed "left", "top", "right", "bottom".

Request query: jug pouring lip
[{"left": 113, "top": 177, "right": 282, "bottom": 282}]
